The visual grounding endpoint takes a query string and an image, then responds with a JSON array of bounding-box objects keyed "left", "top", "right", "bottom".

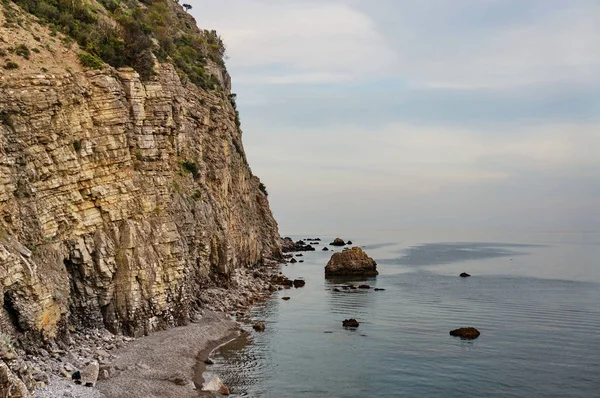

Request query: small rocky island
[{"left": 325, "top": 247, "right": 378, "bottom": 277}]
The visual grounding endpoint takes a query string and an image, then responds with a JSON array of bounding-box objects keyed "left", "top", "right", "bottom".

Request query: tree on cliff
[{"left": 183, "top": 3, "right": 192, "bottom": 12}]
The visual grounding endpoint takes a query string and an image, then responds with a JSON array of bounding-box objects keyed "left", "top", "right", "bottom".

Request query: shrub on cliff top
[
  {"left": 77, "top": 52, "right": 103, "bottom": 69},
  {"left": 11, "top": 0, "right": 226, "bottom": 89}
]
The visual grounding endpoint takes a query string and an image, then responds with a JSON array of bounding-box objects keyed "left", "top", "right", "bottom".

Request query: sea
[{"left": 204, "top": 229, "right": 600, "bottom": 397}]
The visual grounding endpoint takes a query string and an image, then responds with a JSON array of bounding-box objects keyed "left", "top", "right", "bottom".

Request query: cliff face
[{"left": 0, "top": 1, "right": 281, "bottom": 346}]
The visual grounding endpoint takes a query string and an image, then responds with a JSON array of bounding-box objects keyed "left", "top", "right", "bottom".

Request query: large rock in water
[
  {"left": 449, "top": 327, "right": 480, "bottom": 339},
  {"left": 325, "top": 247, "right": 378, "bottom": 277},
  {"left": 329, "top": 237, "right": 347, "bottom": 246}
]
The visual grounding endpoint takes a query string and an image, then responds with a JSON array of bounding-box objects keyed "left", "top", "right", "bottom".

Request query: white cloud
[
  {"left": 245, "top": 121, "right": 600, "bottom": 195},
  {"left": 192, "top": 0, "right": 397, "bottom": 84}
]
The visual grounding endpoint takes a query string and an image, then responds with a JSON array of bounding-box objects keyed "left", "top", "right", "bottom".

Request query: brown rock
[
  {"left": 329, "top": 237, "right": 347, "bottom": 246},
  {"left": 342, "top": 319, "right": 359, "bottom": 328},
  {"left": 293, "top": 279, "right": 306, "bottom": 288},
  {"left": 253, "top": 322, "right": 266, "bottom": 332},
  {"left": 449, "top": 327, "right": 480, "bottom": 339},
  {"left": 219, "top": 385, "right": 230, "bottom": 395},
  {"left": 325, "top": 247, "right": 378, "bottom": 277}
]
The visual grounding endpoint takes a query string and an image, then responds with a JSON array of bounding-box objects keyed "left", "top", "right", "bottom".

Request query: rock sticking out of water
[
  {"left": 329, "top": 237, "right": 347, "bottom": 246},
  {"left": 449, "top": 327, "right": 480, "bottom": 339},
  {"left": 282, "top": 297, "right": 291, "bottom": 301},
  {"left": 342, "top": 319, "right": 360, "bottom": 328},
  {"left": 253, "top": 322, "right": 266, "bottom": 332},
  {"left": 293, "top": 279, "right": 306, "bottom": 288},
  {"left": 325, "top": 247, "right": 378, "bottom": 277},
  {"left": 460, "top": 272, "right": 471, "bottom": 277},
  {"left": 204, "top": 376, "right": 230, "bottom": 395}
]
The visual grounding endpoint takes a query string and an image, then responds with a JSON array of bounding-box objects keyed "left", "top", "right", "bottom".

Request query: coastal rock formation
[
  {"left": 329, "top": 238, "right": 347, "bottom": 246},
  {"left": 325, "top": 247, "right": 378, "bottom": 277},
  {"left": 449, "top": 327, "right": 481, "bottom": 339},
  {"left": 342, "top": 319, "right": 359, "bottom": 328},
  {"left": 293, "top": 279, "right": 306, "bottom": 288},
  {"left": 0, "top": 1, "right": 281, "bottom": 393},
  {"left": 281, "top": 237, "right": 316, "bottom": 253}
]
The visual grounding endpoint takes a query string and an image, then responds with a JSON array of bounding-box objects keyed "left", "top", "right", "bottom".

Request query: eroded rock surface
[{"left": 325, "top": 247, "right": 378, "bottom": 277}]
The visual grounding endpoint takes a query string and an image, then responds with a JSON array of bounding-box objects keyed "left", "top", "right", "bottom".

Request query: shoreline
[
  {"left": 32, "top": 264, "right": 284, "bottom": 398},
  {"left": 95, "top": 311, "right": 239, "bottom": 398}
]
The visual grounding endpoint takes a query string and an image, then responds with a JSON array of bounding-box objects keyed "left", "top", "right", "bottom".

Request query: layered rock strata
[{"left": 0, "top": 3, "right": 281, "bottom": 392}]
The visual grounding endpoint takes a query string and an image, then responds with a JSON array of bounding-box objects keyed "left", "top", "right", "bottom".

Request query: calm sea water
[{"left": 206, "top": 229, "right": 600, "bottom": 397}]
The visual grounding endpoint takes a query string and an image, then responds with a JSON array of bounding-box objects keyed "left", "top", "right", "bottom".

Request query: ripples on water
[{"left": 208, "top": 232, "right": 600, "bottom": 397}]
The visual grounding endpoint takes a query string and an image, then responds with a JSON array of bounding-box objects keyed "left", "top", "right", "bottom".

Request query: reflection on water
[
  {"left": 209, "top": 232, "right": 600, "bottom": 398},
  {"left": 379, "top": 241, "right": 542, "bottom": 266}
]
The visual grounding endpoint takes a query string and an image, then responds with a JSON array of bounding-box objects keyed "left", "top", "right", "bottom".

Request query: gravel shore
[{"left": 31, "top": 265, "right": 283, "bottom": 398}]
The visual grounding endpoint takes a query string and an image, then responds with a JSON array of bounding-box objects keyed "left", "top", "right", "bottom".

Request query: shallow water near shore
[{"left": 207, "top": 229, "right": 600, "bottom": 397}]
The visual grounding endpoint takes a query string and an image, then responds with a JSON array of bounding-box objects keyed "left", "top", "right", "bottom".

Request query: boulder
[
  {"left": 253, "top": 322, "right": 266, "bottom": 332},
  {"left": 293, "top": 279, "right": 306, "bottom": 288},
  {"left": 325, "top": 247, "right": 378, "bottom": 277},
  {"left": 282, "top": 297, "right": 291, "bottom": 300},
  {"left": 322, "top": 247, "right": 329, "bottom": 251},
  {"left": 329, "top": 237, "right": 347, "bottom": 246},
  {"left": 342, "top": 319, "right": 359, "bottom": 328},
  {"left": 299, "top": 260, "right": 304, "bottom": 263},
  {"left": 295, "top": 254, "right": 303, "bottom": 257},
  {"left": 204, "top": 376, "right": 229, "bottom": 394},
  {"left": 358, "top": 284, "right": 370, "bottom": 289},
  {"left": 347, "top": 240, "right": 353, "bottom": 245},
  {"left": 460, "top": 272, "right": 471, "bottom": 277},
  {"left": 80, "top": 361, "right": 99, "bottom": 387},
  {"left": 449, "top": 327, "right": 480, "bottom": 339},
  {"left": 374, "top": 288, "right": 386, "bottom": 291},
  {"left": 290, "top": 258, "right": 297, "bottom": 264}
]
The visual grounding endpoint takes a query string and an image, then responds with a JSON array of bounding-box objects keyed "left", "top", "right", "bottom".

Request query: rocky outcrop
[
  {"left": 281, "top": 237, "right": 315, "bottom": 253},
  {"left": 449, "top": 327, "right": 480, "bottom": 339},
  {"left": 329, "top": 238, "right": 347, "bottom": 246},
  {"left": 0, "top": 1, "right": 281, "bottom": 344},
  {"left": 342, "top": 319, "right": 359, "bottom": 328},
  {"left": 325, "top": 247, "right": 378, "bottom": 277}
]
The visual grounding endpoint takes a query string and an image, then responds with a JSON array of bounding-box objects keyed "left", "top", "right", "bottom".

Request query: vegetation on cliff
[{"left": 7, "top": 0, "right": 225, "bottom": 89}]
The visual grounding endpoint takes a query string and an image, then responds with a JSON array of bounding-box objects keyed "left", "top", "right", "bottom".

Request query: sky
[{"left": 192, "top": 0, "right": 600, "bottom": 234}]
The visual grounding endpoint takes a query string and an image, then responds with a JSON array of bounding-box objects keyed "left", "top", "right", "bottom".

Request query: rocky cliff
[{"left": 0, "top": 0, "right": 280, "bottom": 355}]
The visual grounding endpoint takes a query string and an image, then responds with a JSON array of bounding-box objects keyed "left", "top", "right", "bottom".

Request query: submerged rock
[
  {"left": 449, "top": 327, "right": 480, "bottom": 339},
  {"left": 253, "top": 322, "right": 266, "bottom": 332},
  {"left": 342, "top": 319, "right": 360, "bottom": 328},
  {"left": 325, "top": 247, "right": 378, "bottom": 277}
]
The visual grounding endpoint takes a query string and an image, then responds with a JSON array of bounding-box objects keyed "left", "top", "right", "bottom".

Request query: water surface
[{"left": 207, "top": 229, "right": 600, "bottom": 397}]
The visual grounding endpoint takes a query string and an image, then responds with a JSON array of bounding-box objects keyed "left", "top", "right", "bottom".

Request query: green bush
[
  {"left": 77, "top": 52, "right": 103, "bottom": 69},
  {"left": 14, "top": 43, "right": 30, "bottom": 59},
  {"left": 258, "top": 183, "right": 268, "bottom": 196},
  {"left": 181, "top": 161, "right": 200, "bottom": 179},
  {"left": 3, "top": 61, "right": 18, "bottom": 69},
  {"left": 12, "top": 0, "right": 226, "bottom": 89}
]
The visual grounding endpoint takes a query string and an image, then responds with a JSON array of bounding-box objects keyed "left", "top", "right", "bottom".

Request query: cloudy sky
[{"left": 192, "top": 0, "right": 600, "bottom": 233}]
